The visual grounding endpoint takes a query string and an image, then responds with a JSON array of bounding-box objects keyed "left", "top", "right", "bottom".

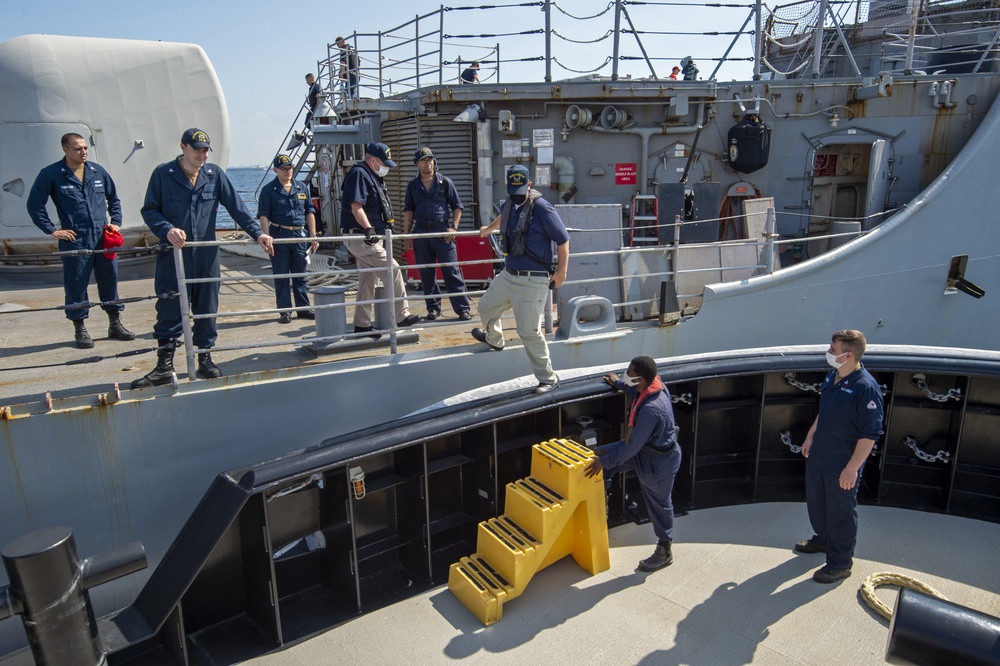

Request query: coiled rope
[{"left": 860, "top": 572, "right": 946, "bottom": 621}]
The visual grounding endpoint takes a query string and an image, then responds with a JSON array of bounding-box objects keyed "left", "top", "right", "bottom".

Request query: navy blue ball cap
[
  {"left": 414, "top": 147, "right": 434, "bottom": 163},
  {"left": 181, "top": 128, "right": 212, "bottom": 150},
  {"left": 273, "top": 154, "right": 293, "bottom": 169},
  {"left": 366, "top": 142, "right": 397, "bottom": 168},
  {"left": 506, "top": 164, "right": 529, "bottom": 196}
]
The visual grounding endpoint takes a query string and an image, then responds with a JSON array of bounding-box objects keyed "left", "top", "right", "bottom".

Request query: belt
[
  {"left": 506, "top": 267, "right": 550, "bottom": 278},
  {"left": 643, "top": 442, "right": 677, "bottom": 455},
  {"left": 269, "top": 223, "right": 304, "bottom": 231}
]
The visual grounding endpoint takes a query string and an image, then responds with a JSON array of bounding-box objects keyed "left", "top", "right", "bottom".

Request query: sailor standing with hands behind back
[{"left": 258, "top": 154, "right": 318, "bottom": 324}]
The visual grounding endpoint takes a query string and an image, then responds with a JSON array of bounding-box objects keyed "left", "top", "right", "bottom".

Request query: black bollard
[
  {"left": 886, "top": 587, "right": 1000, "bottom": 666},
  {"left": 1, "top": 526, "right": 146, "bottom": 666}
]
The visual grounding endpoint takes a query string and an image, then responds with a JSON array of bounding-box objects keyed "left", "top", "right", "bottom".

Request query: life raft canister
[{"left": 727, "top": 114, "right": 772, "bottom": 174}]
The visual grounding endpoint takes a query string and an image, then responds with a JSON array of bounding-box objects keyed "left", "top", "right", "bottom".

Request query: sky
[{"left": 1, "top": 0, "right": 757, "bottom": 166}]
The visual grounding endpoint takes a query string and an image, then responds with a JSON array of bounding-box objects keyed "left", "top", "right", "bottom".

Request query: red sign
[
  {"left": 814, "top": 154, "right": 837, "bottom": 177},
  {"left": 615, "top": 163, "right": 637, "bottom": 185}
]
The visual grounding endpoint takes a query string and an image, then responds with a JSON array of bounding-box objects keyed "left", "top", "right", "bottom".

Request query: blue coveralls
[
  {"left": 141, "top": 160, "right": 262, "bottom": 348},
  {"left": 403, "top": 172, "right": 470, "bottom": 316},
  {"left": 26, "top": 160, "right": 123, "bottom": 321},
  {"left": 258, "top": 178, "right": 315, "bottom": 312},
  {"left": 305, "top": 81, "right": 321, "bottom": 127},
  {"left": 806, "top": 365, "right": 884, "bottom": 570},
  {"left": 595, "top": 379, "right": 682, "bottom": 543}
]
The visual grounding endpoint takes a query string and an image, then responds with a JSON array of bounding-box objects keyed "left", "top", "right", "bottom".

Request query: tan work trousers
[
  {"left": 345, "top": 238, "right": 412, "bottom": 328},
  {"left": 477, "top": 269, "right": 557, "bottom": 384}
]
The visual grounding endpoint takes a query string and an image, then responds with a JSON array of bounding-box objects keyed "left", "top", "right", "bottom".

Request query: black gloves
[{"left": 364, "top": 227, "right": 380, "bottom": 246}]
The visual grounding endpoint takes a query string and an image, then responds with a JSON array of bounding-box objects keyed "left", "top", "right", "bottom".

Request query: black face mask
[{"left": 509, "top": 194, "right": 526, "bottom": 206}]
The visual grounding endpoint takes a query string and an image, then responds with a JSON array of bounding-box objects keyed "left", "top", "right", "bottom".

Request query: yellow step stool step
[
  {"left": 448, "top": 438, "right": 610, "bottom": 626},
  {"left": 448, "top": 555, "right": 514, "bottom": 625}
]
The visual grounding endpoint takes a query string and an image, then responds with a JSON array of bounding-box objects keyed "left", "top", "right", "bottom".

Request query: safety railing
[
  {"left": 166, "top": 208, "right": 868, "bottom": 379},
  {"left": 2, "top": 208, "right": 875, "bottom": 384},
  {"left": 318, "top": 0, "right": 760, "bottom": 103}
]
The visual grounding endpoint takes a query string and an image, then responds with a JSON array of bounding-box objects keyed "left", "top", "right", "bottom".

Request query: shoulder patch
[{"left": 867, "top": 400, "right": 878, "bottom": 410}]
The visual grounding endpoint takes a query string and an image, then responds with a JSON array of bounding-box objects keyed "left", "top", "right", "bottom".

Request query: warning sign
[
  {"left": 615, "top": 163, "right": 637, "bottom": 185},
  {"left": 814, "top": 154, "right": 837, "bottom": 177}
]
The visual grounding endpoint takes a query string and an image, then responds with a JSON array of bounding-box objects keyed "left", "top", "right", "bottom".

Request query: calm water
[{"left": 216, "top": 166, "right": 271, "bottom": 229}]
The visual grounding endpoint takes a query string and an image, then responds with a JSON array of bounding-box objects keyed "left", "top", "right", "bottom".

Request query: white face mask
[
  {"left": 623, "top": 373, "right": 642, "bottom": 387},
  {"left": 826, "top": 351, "right": 847, "bottom": 369},
  {"left": 377, "top": 165, "right": 390, "bottom": 177}
]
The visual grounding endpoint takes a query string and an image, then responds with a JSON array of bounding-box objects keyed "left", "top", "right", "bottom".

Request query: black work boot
[
  {"left": 197, "top": 351, "right": 222, "bottom": 379},
  {"left": 130, "top": 340, "right": 176, "bottom": 388},
  {"left": 107, "top": 311, "right": 136, "bottom": 341},
  {"left": 73, "top": 320, "right": 94, "bottom": 349},
  {"left": 638, "top": 540, "right": 673, "bottom": 572}
]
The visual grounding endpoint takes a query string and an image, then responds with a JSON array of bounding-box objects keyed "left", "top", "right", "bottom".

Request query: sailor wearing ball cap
[
  {"left": 131, "top": 128, "right": 274, "bottom": 387},
  {"left": 470, "top": 164, "right": 570, "bottom": 393},
  {"left": 339, "top": 142, "right": 420, "bottom": 338},
  {"left": 403, "top": 146, "right": 471, "bottom": 321},
  {"left": 259, "top": 154, "right": 318, "bottom": 324}
]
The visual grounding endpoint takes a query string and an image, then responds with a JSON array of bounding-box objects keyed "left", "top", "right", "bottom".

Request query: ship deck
[
  {"left": 0, "top": 251, "right": 486, "bottom": 407},
  {"left": 243, "top": 502, "right": 1000, "bottom": 666}
]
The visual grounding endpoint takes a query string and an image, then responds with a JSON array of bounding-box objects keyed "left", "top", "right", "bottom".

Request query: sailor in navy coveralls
[
  {"left": 402, "top": 147, "right": 471, "bottom": 320},
  {"left": 27, "top": 132, "right": 134, "bottom": 348},
  {"left": 131, "top": 128, "right": 273, "bottom": 387},
  {"left": 586, "top": 355, "right": 681, "bottom": 572},
  {"left": 258, "top": 154, "right": 318, "bottom": 323},
  {"left": 795, "top": 329, "right": 884, "bottom": 584}
]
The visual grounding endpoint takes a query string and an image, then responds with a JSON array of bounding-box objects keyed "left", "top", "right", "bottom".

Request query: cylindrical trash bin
[
  {"left": 830, "top": 219, "right": 862, "bottom": 249},
  {"left": 309, "top": 285, "right": 349, "bottom": 338},
  {"left": 374, "top": 284, "right": 391, "bottom": 332}
]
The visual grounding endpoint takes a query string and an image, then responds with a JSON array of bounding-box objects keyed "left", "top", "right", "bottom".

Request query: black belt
[
  {"left": 506, "top": 267, "right": 550, "bottom": 278},
  {"left": 643, "top": 442, "right": 677, "bottom": 455},
  {"left": 269, "top": 223, "right": 304, "bottom": 231}
]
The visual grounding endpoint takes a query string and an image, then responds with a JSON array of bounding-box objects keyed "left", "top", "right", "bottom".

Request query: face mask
[
  {"left": 826, "top": 351, "right": 847, "bottom": 369},
  {"left": 623, "top": 373, "right": 641, "bottom": 387},
  {"left": 509, "top": 194, "right": 526, "bottom": 206},
  {"left": 377, "top": 165, "right": 390, "bottom": 177}
]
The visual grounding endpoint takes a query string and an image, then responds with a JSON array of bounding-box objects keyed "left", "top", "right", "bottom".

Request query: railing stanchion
[
  {"left": 766, "top": 206, "right": 776, "bottom": 273},
  {"left": 172, "top": 246, "right": 197, "bottom": 380},
  {"left": 385, "top": 228, "right": 398, "bottom": 354}
]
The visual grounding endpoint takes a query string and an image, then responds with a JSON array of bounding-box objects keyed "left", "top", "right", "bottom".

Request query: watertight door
[
  {"left": 864, "top": 139, "right": 891, "bottom": 230},
  {"left": 0, "top": 122, "right": 95, "bottom": 231}
]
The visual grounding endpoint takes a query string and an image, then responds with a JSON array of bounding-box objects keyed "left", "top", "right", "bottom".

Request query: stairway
[{"left": 448, "top": 438, "right": 610, "bottom": 625}]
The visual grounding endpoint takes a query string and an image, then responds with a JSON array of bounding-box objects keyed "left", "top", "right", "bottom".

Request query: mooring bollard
[
  {"left": 0, "top": 526, "right": 146, "bottom": 666},
  {"left": 886, "top": 587, "right": 1000, "bottom": 666}
]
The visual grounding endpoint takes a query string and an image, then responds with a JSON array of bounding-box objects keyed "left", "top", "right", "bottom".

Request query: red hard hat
[{"left": 102, "top": 226, "right": 124, "bottom": 260}]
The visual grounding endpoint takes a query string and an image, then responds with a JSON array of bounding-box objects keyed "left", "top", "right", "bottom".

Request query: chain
[
  {"left": 902, "top": 435, "right": 951, "bottom": 464},
  {"left": 782, "top": 372, "right": 821, "bottom": 393},
  {"left": 779, "top": 429, "right": 802, "bottom": 454},
  {"left": 910, "top": 374, "right": 962, "bottom": 403},
  {"left": 671, "top": 392, "right": 692, "bottom": 405}
]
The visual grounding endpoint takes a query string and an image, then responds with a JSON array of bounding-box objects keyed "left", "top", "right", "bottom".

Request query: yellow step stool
[{"left": 448, "top": 438, "right": 610, "bottom": 625}]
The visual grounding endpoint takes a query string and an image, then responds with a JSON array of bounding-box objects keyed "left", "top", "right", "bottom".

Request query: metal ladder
[{"left": 628, "top": 193, "right": 659, "bottom": 245}]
